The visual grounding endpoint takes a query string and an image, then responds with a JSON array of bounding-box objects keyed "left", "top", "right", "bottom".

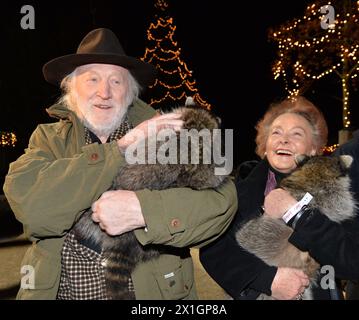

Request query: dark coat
[
  {"left": 200, "top": 159, "right": 278, "bottom": 299},
  {"left": 334, "top": 130, "right": 359, "bottom": 212},
  {"left": 200, "top": 157, "right": 359, "bottom": 300},
  {"left": 290, "top": 133, "right": 359, "bottom": 281}
]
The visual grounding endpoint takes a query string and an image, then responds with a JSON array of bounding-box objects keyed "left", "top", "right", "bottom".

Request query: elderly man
[{"left": 3, "top": 28, "right": 237, "bottom": 300}]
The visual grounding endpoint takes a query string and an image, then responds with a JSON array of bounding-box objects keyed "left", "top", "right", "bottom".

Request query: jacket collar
[{"left": 46, "top": 103, "right": 82, "bottom": 125}]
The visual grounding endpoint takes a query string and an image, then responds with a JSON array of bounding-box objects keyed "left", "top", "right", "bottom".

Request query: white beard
[
  {"left": 82, "top": 105, "right": 128, "bottom": 138},
  {"left": 67, "top": 93, "right": 130, "bottom": 138}
]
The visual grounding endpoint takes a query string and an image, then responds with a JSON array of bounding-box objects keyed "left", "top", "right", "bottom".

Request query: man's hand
[
  {"left": 271, "top": 267, "right": 310, "bottom": 300},
  {"left": 263, "top": 188, "right": 297, "bottom": 219},
  {"left": 91, "top": 190, "right": 146, "bottom": 236},
  {"left": 117, "top": 113, "right": 183, "bottom": 152}
]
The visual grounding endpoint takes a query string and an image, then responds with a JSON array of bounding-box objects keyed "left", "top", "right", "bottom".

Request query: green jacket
[{"left": 3, "top": 99, "right": 237, "bottom": 300}]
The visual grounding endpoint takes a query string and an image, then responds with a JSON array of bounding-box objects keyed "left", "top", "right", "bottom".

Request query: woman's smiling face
[{"left": 265, "top": 113, "right": 316, "bottom": 173}]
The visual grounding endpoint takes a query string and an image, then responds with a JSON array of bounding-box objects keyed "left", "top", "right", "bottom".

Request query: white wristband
[{"left": 282, "top": 192, "right": 313, "bottom": 223}]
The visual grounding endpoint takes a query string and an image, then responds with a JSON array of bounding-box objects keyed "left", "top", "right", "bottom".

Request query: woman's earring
[{"left": 264, "top": 151, "right": 267, "bottom": 156}]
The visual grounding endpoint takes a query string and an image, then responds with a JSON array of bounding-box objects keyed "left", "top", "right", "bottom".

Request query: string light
[
  {"left": 141, "top": 0, "right": 211, "bottom": 110},
  {"left": 0, "top": 131, "right": 17, "bottom": 147},
  {"left": 270, "top": 0, "right": 358, "bottom": 128},
  {"left": 322, "top": 143, "right": 339, "bottom": 154}
]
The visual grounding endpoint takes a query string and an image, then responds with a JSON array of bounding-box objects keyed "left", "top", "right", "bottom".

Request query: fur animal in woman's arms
[{"left": 236, "top": 155, "right": 357, "bottom": 300}]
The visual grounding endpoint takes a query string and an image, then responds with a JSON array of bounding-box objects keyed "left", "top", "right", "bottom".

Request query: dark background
[{"left": 1, "top": 0, "right": 358, "bottom": 187}]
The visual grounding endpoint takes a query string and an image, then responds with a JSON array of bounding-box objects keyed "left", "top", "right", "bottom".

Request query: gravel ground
[{"left": 191, "top": 248, "right": 226, "bottom": 300}]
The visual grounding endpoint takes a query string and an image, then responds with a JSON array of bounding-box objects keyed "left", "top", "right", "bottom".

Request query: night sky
[{"left": 1, "top": 0, "right": 358, "bottom": 182}]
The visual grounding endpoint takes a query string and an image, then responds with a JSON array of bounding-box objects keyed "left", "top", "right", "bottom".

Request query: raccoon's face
[
  {"left": 295, "top": 154, "right": 353, "bottom": 178},
  {"left": 281, "top": 154, "right": 353, "bottom": 193},
  {"left": 282, "top": 154, "right": 356, "bottom": 222},
  {"left": 175, "top": 106, "right": 221, "bottom": 166},
  {"left": 173, "top": 106, "right": 220, "bottom": 131}
]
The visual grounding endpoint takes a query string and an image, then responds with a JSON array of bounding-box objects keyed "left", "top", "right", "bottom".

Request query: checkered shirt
[{"left": 57, "top": 118, "right": 135, "bottom": 300}]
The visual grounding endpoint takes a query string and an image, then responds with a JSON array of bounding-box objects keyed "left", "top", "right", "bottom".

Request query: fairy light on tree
[
  {"left": 141, "top": 0, "right": 211, "bottom": 110},
  {"left": 0, "top": 131, "right": 17, "bottom": 148},
  {"left": 322, "top": 143, "right": 339, "bottom": 154},
  {"left": 269, "top": 0, "right": 359, "bottom": 131}
]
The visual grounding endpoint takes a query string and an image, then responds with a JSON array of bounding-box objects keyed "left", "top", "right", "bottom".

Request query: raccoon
[
  {"left": 73, "top": 106, "right": 228, "bottom": 299},
  {"left": 236, "top": 154, "right": 357, "bottom": 300}
]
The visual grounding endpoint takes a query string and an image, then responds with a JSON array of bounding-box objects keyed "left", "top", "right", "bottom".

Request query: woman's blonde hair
[{"left": 255, "top": 96, "right": 328, "bottom": 158}]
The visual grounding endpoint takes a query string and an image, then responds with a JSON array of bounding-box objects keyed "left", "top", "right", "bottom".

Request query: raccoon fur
[
  {"left": 73, "top": 106, "right": 228, "bottom": 299},
  {"left": 236, "top": 154, "right": 357, "bottom": 300}
]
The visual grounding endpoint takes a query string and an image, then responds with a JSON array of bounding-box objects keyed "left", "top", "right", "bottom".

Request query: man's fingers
[
  {"left": 157, "top": 120, "right": 184, "bottom": 131},
  {"left": 91, "top": 191, "right": 118, "bottom": 222},
  {"left": 92, "top": 211, "right": 100, "bottom": 223},
  {"left": 99, "top": 190, "right": 116, "bottom": 200},
  {"left": 91, "top": 202, "right": 98, "bottom": 212},
  {"left": 155, "top": 113, "right": 182, "bottom": 120},
  {"left": 144, "top": 119, "right": 183, "bottom": 134},
  {"left": 154, "top": 119, "right": 183, "bottom": 127}
]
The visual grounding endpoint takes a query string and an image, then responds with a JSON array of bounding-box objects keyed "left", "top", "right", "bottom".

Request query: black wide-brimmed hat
[{"left": 43, "top": 28, "right": 156, "bottom": 86}]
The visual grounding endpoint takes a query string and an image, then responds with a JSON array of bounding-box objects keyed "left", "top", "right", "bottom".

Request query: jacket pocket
[
  {"left": 153, "top": 258, "right": 193, "bottom": 300},
  {"left": 17, "top": 244, "right": 60, "bottom": 299}
]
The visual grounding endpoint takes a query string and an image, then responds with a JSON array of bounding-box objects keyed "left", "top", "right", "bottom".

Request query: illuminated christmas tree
[
  {"left": 269, "top": 0, "right": 359, "bottom": 131},
  {"left": 141, "top": 0, "right": 211, "bottom": 110}
]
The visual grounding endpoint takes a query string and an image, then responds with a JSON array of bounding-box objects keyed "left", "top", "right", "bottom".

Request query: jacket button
[
  {"left": 90, "top": 153, "right": 99, "bottom": 161},
  {"left": 170, "top": 219, "right": 180, "bottom": 228}
]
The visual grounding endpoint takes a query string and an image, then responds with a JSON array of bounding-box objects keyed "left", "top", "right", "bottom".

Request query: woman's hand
[
  {"left": 263, "top": 188, "right": 297, "bottom": 219},
  {"left": 271, "top": 267, "right": 310, "bottom": 300}
]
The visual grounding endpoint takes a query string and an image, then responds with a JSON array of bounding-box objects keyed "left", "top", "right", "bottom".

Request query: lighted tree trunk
[{"left": 269, "top": 0, "right": 359, "bottom": 144}]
